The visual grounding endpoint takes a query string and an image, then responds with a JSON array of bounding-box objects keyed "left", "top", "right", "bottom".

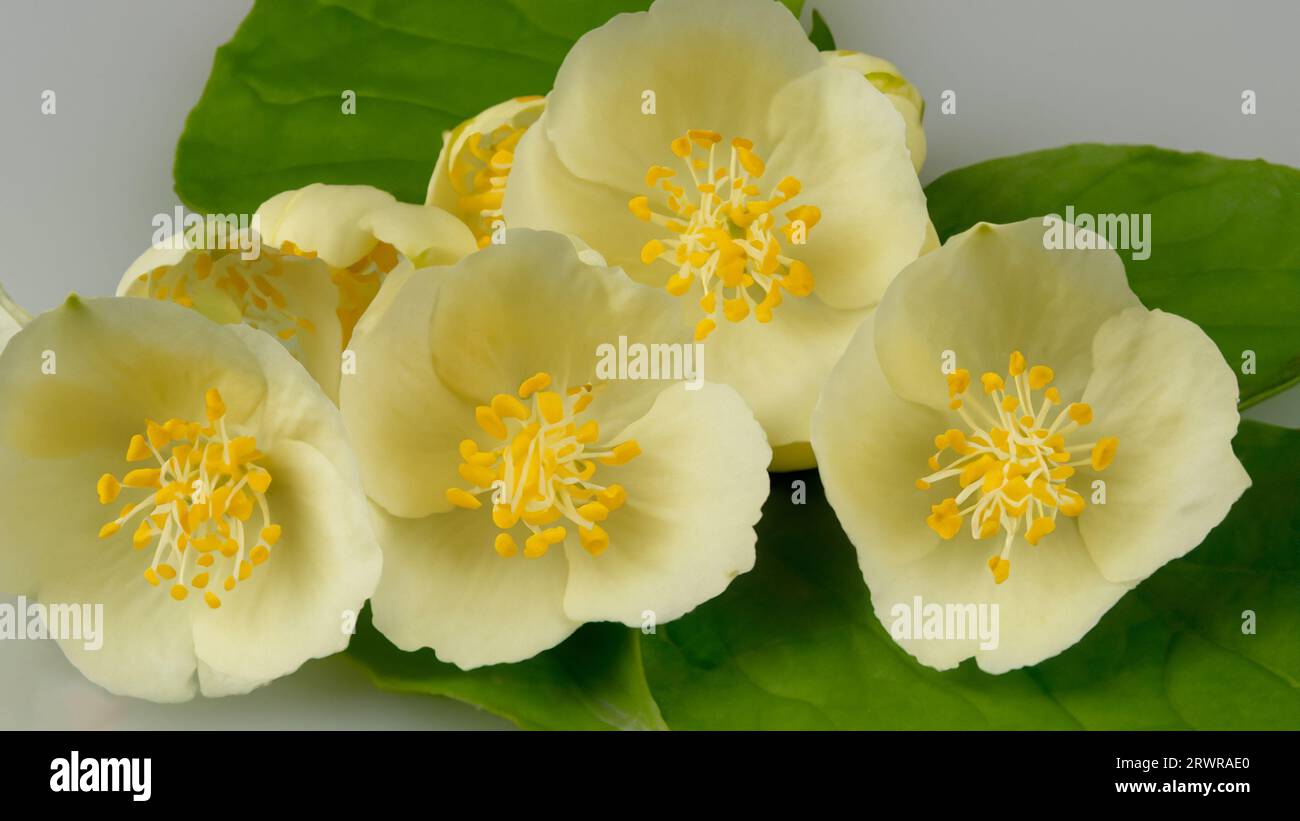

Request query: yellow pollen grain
[
  {"left": 1091, "top": 436, "right": 1119, "bottom": 470},
  {"left": 1028, "top": 365, "right": 1054, "bottom": 390},
  {"left": 987, "top": 556, "right": 1011, "bottom": 584},
  {"left": 1008, "top": 351, "right": 1027, "bottom": 376}
]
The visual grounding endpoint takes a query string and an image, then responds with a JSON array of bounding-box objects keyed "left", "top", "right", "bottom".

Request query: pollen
[
  {"left": 630, "top": 131, "right": 820, "bottom": 340},
  {"left": 320, "top": 240, "right": 401, "bottom": 344},
  {"left": 96, "top": 388, "right": 280, "bottom": 609},
  {"left": 445, "top": 373, "right": 639, "bottom": 559},
  {"left": 916, "top": 352, "right": 1118, "bottom": 585},
  {"left": 137, "top": 246, "right": 323, "bottom": 351},
  {"left": 445, "top": 97, "right": 545, "bottom": 249}
]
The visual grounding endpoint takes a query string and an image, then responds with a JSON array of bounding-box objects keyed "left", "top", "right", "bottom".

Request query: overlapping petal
[
  {"left": 342, "top": 229, "right": 769, "bottom": 668},
  {"left": 814, "top": 219, "right": 1248, "bottom": 672},
  {"left": 0, "top": 298, "right": 378, "bottom": 699}
]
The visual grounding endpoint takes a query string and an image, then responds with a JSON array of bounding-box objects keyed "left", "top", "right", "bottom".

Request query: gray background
[{"left": 0, "top": 0, "right": 1295, "bottom": 729}]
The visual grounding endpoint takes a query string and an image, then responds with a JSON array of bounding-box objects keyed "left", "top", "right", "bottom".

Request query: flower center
[
  {"left": 137, "top": 247, "right": 318, "bottom": 349},
  {"left": 629, "top": 130, "right": 820, "bottom": 341},
  {"left": 445, "top": 372, "right": 641, "bottom": 559},
  {"left": 447, "top": 96, "right": 545, "bottom": 248},
  {"left": 916, "top": 351, "right": 1118, "bottom": 585},
  {"left": 96, "top": 389, "right": 281, "bottom": 609}
]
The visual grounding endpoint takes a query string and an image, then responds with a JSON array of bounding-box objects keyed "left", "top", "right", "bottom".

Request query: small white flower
[
  {"left": 0, "top": 297, "right": 380, "bottom": 700},
  {"left": 502, "top": 0, "right": 931, "bottom": 470},
  {"left": 812, "top": 219, "right": 1250, "bottom": 673},
  {"left": 118, "top": 184, "right": 476, "bottom": 401},
  {"left": 340, "top": 230, "right": 770, "bottom": 668},
  {"left": 427, "top": 95, "right": 547, "bottom": 247}
]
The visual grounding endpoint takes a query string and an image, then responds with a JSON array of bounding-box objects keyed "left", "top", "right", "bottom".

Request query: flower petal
[
  {"left": 358, "top": 202, "right": 477, "bottom": 268},
  {"left": 764, "top": 64, "right": 929, "bottom": 309},
  {"left": 861, "top": 516, "right": 1133, "bottom": 673},
  {"left": 562, "top": 382, "right": 768, "bottom": 625},
  {"left": 822, "top": 49, "right": 927, "bottom": 172},
  {"left": 337, "top": 266, "right": 474, "bottom": 519},
  {"left": 0, "top": 281, "right": 29, "bottom": 353},
  {"left": 1078, "top": 307, "right": 1250, "bottom": 582},
  {"left": 185, "top": 324, "right": 377, "bottom": 695},
  {"left": 117, "top": 246, "right": 344, "bottom": 402},
  {"left": 38, "top": 546, "right": 199, "bottom": 702},
  {"left": 542, "top": 0, "right": 822, "bottom": 189},
  {"left": 816, "top": 291, "right": 1149, "bottom": 673},
  {"left": 504, "top": 127, "right": 662, "bottom": 278},
  {"left": 0, "top": 299, "right": 273, "bottom": 700},
  {"left": 342, "top": 230, "right": 693, "bottom": 519},
  {"left": 369, "top": 503, "right": 580, "bottom": 669},
  {"left": 0, "top": 297, "right": 266, "bottom": 468},
  {"left": 873, "top": 219, "right": 1143, "bottom": 411},
  {"left": 427, "top": 94, "right": 546, "bottom": 242},
  {"left": 812, "top": 313, "right": 950, "bottom": 563},
  {"left": 0, "top": 299, "right": 374, "bottom": 700},
  {"left": 704, "top": 293, "right": 869, "bottom": 455},
  {"left": 255, "top": 183, "right": 397, "bottom": 267},
  {"left": 191, "top": 439, "right": 379, "bottom": 694}
]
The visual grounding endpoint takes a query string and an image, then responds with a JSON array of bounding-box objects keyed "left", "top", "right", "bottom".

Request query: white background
[{"left": 0, "top": 0, "right": 1296, "bottom": 729}]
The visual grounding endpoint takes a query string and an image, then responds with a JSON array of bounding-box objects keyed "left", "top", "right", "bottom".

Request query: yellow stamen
[
  {"left": 634, "top": 131, "right": 819, "bottom": 331},
  {"left": 97, "top": 388, "right": 280, "bottom": 606},
  {"left": 916, "top": 353, "right": 1116, "bottom": 584},
  {"left": 446, "top": 375, "right": 639, "bottom": 559}
]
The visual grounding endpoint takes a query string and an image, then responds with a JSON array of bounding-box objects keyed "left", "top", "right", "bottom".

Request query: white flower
[
  {"left": 427, "top": 95, "right": 547, "bottom": 247},
  {"left": 118, "top": 184, "right": 476, "bottom": 401},
  {"left": 119, "top": 236, "right": 346, "bottom": 401},
  {"left": 811, "top": 218, "right": 1250, "bottom": 673},
  {"left": 0, "top": 297, "right": 380, "bottom": 700},
  {"left": 254, "top": 182, "right": 475, "bottom": 342},
  {"left": 340, "top": 230, "right": 770, "bottom": 669},
  {"left": 502, "top": 0, "right": 931, "bottom": 470}
]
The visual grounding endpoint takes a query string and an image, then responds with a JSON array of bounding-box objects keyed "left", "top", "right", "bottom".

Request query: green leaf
[
  {"left": 779, "top": 0, "right": 805, "bottom": 18},
  {"left": 174, "top": 0, "right": 655, "bottom": 214},
  {"left": 808, "top": 9, "right": 836, "bottom": 51},
  {"left": 641, "top": 421, "right": 1300, "bottom": 729},
  {"left": 347, "top": 605, "right": 667, "bottom": 730},
  {"left": 174, "top": 0, "right": 811, "bottom": 215},
  {"left": 924, "top": 145, "right": 1300, "bottom": 408}
]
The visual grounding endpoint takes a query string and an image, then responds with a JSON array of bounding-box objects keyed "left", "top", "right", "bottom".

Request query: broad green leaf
[
  {"left": 924, "top": 145, "right": 1300, "bottom": 408},
  {"left": 641, "top": 421, "right": 1300, "bottom": 730},
  {"left": 808, "top": 9, "right": 836, "bottom": 50},
  {"left": 174, "top": 0, "right": 654, "bottom": 214},
  {"left": 347, "top": 606, "right": 666, "bottom": 730},
  {"left": 174, "top": 0, "right": 810, "bottom": 215},
  {"left": 779, "top": 0, "right": 805, "bottom": 18}
]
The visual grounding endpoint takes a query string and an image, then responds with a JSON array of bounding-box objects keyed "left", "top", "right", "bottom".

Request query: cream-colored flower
[
  {"left": 427, "top": 95, "right": 547, "bottom": 247},
  {"left": 118, "top": 184, "right": 476, "bottom": 401},
  {"left": 811, "top": 218, "right": 1250, "bottom": 673},
  {"left": 118, "top": 236, "right": 346, "bottom": 401},
  {"left": 0, "top": 297, "right": 379, "bottom": 700},
  {"left": 501, "top": 0, "right": 930, "bottom": 470},
  {"left": 822, "top": 49, "right": 926, "bottom": 172},
  {"left": 0, "top": 282, "right": 29, "bottom": 352},
  {"left": 255, "top": 183, "right": 475, "bottom": 343},
  {"left": 340, "top": 230, "right": 770, "bottom": 669}
]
